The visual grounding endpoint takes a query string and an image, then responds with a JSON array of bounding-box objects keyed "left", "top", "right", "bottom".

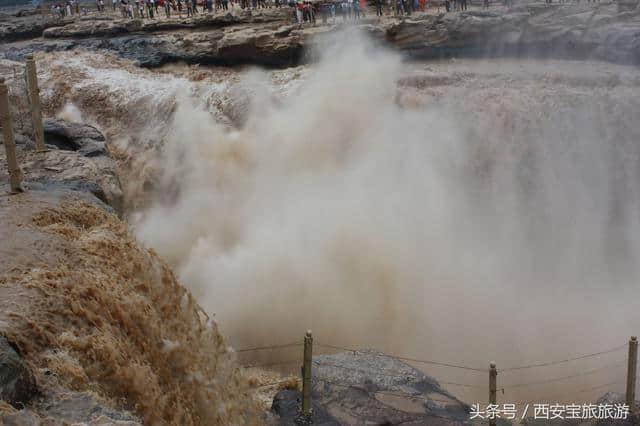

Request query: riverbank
[{"left": 2, "top": 1, "right": 640, "bottom": 67}]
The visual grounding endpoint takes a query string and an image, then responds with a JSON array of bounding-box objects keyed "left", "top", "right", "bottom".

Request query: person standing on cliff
[
  {"left": 375, "top": 0, "right": 382, "bottom": 16},
  {"left": 352, "top": 0, "right": 360, "bottom": 19},
  {"left": 295, "top": 1, "right": 302, "bottom": 22}
]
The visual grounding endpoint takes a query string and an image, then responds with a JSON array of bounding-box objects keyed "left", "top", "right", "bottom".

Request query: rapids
[{"left": 22, "top": 34, "right": 640, "bottom": 405}]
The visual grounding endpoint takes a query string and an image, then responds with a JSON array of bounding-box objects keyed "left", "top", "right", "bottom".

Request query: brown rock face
[
  {"left": 0, "top": 336, "right": 38, "bottom": 408},
  {"left": 4, "top": 3, "right": 640, "bottom": 67}
]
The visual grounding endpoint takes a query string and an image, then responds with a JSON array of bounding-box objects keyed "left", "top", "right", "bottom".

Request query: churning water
[{"left": 33, "top": 31, "right": 640, "bottom": 403}]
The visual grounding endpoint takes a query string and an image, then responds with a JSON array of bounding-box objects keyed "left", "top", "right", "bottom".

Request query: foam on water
[{"left": 30, "top": 33, "right": 640, "bottom": 404}]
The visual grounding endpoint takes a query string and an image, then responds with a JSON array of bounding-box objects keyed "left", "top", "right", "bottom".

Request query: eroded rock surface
[
  {"left": 0, "top": 13, "right": 73, "bottom": 43},
  {"left": 272, "top": 350, "right": 471, "bottom": 425},
  {"left": 2, "top": 2, "right": 640, "bottom": 67},
  {"left": 1, "top": 118, "right": 123, "bottom": 213},
  {"left": 0, "top": 336, "right": 37, "bottom": 408},
  {"left": 380, "top": 4, "right": 640, "bottom": 64},
  {"left": 41, "top": 9, "right": 288, "bottom": 38},
  {"left": 43, "top": 119, "right": 107, "bottom": 157},
  {"left": 0, "top": 391, "right": 142, "bottom": 426}
]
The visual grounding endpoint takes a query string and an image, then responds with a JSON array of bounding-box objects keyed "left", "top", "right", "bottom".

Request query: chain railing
[{"left": 235, "top": 332, "right": 638, "bottom": 424}]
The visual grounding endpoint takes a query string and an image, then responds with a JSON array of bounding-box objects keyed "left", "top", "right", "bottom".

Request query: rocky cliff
[
  {"left": 0, "top": 118, "right": 260, "bottom": 424},
  {"left": 2, "top": 2, "right": 639, "bottom": 67}
]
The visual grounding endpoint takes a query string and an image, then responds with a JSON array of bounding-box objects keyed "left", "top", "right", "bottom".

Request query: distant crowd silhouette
[{"left": 48, "top": 0, "right": 605, "bottom": 21}]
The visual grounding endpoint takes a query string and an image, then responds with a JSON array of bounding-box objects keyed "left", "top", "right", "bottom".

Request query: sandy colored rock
[{"left": 3, "top": 2, "right": 640, "bottom": 67}]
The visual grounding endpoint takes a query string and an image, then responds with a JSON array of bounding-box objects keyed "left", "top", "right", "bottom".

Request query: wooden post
[
  {"left": 0, "top": 78, "right": 23, "bottom": 193},
  {"left": 626, "top": 336, "right": 637, "bottom": 411},
  {"left": 489, "top": 361, "right": 497, "bottom": 426},
  {"left": 302, "top": 330, "right": 313, "bottom": 417},
  {"left": 12, "top": 67, "right": 25, "bottom": 131},
  {"left": 25, "top": 55, "right": 46, "bottom": 152}
]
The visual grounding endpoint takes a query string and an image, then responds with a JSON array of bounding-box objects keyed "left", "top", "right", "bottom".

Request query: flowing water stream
[{"left": 27, "top": 33, "right": 640, "bottom": 405}]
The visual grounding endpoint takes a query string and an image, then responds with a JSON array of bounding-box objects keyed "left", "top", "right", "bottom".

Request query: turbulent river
[{"left": 27, "top": 34, "right": 640, "bottom": 404}]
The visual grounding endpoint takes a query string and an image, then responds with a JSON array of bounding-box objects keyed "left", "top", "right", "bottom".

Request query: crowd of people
[
  {"left": 50, "top": 0, "right": 593, "bottom": 23},
  {"left": 48, "top": 0, "right": 467, "bottom": 21},
  {"left": 114, "top": 0, "right": 230, "bottom": 19},
  {"left": 109, "top": 0, "right": 336, "bottom": 19},
  {"left": 48, "top": 0, "right": 608, "bottom": 22},
  {"left": 51, "top": 0, "right": 83, "bottom": 17},
  {"left": 295, "top": 0, "right": 366, "bottom": 25}
]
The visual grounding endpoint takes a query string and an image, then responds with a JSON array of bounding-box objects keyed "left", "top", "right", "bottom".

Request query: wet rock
[
  {"left": 14, "top": 133, "right": 35, "bottom": 149},
  {"left": 41, "top": 392, "right": 142, "bottom": 424},
  {"left": 18, "top": 147, "right": 123, "bottom": 214},
  {"left": 0, "top": 335, "right": 38, "bottom": 408},
  {"left": 43, "top": 119, "right": 107, "bottom": 157},
  {"left": 0, "top": 409, "right": 43, "bottom": 426},
  {"left": 0, "top": 392, "right": 142, "bottom": 425},
  {"left": 1, "top": 121, "right": 123, "bottom": 213},
  {"left": 34, "top": 177, "right": 112, "bottom": 207},
  {"left": 272, "top": 350, "right": 471, "bottom": 425},
  {"left": 272, "top": 389, "right": 340, "bottom": 425},
  {"left": 1, "top": 40, "right": 77, "bottom": 63}
]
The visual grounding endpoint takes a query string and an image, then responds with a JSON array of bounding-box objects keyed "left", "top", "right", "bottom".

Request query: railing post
[
  {"left": 25, "top": 55, "right": 46, "bottom": 152},
  {"left": 489, "top": 361, "right": 497, "bottom": 426},
  {"left": 302, "top": 330, "right": 313, "bottom": 417},
  {"left": 0, "top": 78, "right": 23, "bottom": 194},
  {"left": 626, "top": 336, "right": 637, "bottom": 411}
]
